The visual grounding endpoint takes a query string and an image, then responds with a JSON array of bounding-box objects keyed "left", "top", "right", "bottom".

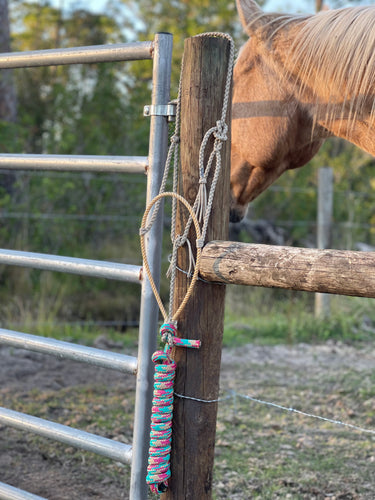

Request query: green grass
[
  {"left": 223, "top": 286, "right": 375, "bottom": 347},
  {"left": 213, "top": 370, "right": 375, "bottom": 499}
]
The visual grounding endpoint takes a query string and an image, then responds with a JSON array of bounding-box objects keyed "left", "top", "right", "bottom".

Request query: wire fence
[{"left": 175, "top": 389, "right": 375, "bottom": 437}]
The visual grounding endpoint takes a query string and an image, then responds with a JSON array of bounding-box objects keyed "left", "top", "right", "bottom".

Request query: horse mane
[{"left": 245, "top": 4, "right": 375, "bottom": 135}]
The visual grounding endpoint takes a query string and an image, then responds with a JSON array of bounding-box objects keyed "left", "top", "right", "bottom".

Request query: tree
[
  {"left": 0, "top": 0, "right": 16, "bottom": 123},
  {"left": 119, "top": 0, "right": 242, "bottom": 91}
]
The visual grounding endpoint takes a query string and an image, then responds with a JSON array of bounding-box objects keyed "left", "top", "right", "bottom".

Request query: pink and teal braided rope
[{"left": 146, "top": 322, "right": 200, "bottom": 494}]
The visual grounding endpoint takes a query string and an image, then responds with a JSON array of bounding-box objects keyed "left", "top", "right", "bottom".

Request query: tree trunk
[
  {"left": 316, "top": 0, "right": 324, "bottom": 12},
  {"left": 0, "top": 0, "right": 17, "bottom": 123}
]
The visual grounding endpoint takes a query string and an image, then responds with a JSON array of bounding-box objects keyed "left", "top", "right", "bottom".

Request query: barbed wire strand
[{"left": 174, "top": 390, "right": 375, "bottom": 436}]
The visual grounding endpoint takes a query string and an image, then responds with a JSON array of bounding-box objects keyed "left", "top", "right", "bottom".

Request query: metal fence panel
[
  {"left": 0, "top": 249, "right": 142, "bottom": 282},
  {"left": 0, "top": 154, "right": 148, "bottom": 173},
  {"left": 130, "top": 32, "right": 173, "bottom": 500},
  {"left": 0, "top": 32, "right": 173, "bottom": 500},
  {"left": 0, "top": 329, "right": 137, "bottom": 374},
  {"left": 0, "top": 42, "right": 153, "bottom": 68},
  {"left": 0, "top": 408, "right": 132, "bottom": 464},
  {"left": 0, "top": 482, "right": 47, "bottom": 500}
]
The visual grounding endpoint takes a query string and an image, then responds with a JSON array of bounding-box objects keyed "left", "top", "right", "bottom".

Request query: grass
[
  {"left": 223, "top": 286, "right": 375, "bottom": 347},
  {"left": 213, "top": 365, "right": 375, "bottom": 499},
  {"left": 1, "top": 277, "right": 375, "bottom": 498}
]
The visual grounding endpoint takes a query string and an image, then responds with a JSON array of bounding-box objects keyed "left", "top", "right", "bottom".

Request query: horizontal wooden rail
[{"left": 199, "top": 241, "right": 375, "bottom": 298}]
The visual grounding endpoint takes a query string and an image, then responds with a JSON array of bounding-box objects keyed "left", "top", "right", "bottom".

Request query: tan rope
[
  {"left": 140, "top": 32, "right": 234, "bottom": 326},
  {"left": 140, "top": 191, "right": 202, "bottom": 323}
]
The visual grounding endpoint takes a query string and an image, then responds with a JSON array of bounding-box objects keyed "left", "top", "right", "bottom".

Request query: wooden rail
[{"left": 200, "top": 241, "right": 375, "bottom": 298}]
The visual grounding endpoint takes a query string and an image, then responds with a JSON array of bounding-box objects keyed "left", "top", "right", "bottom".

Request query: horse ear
[{"left": 236, "top": 0, "right": 263, "bottom": 35}]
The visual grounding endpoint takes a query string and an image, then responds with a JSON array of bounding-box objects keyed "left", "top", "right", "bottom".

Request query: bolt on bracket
[{"left": 143, "top": 100, "right": 177, "bottom": 122}]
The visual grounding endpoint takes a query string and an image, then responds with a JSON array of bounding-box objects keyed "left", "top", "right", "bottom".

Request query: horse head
[{"left": 230, "top": 0, "right": 328, "bottom": 222}]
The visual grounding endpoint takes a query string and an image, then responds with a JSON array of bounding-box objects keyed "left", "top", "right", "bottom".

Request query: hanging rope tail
[{"left": 140, "top": 32, "right": 235, "bottom": 495}]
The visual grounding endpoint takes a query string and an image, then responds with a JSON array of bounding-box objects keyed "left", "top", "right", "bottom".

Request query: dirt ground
[{"left": 0, "top": 340, "right": 374, "bottom": 499}]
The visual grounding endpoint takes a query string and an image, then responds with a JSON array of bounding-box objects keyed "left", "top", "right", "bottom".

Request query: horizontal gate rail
[
  {"left": 0, "top": 249, "right": 142, "bottom": 282},
  {"left": 0, "top": 41, "right": 153, "bottom": 69},
  {"left": 0, "top": 482, "right": 47, "bottom": 500},
  {"left": 0, "top": 407, "right": 132, "bottom": 464},
  {"left": 0, "top": 154, "right": 148, "bottom": 173},
  {"left": 0, "top": 329, "right": 137, "bottom": 374}
]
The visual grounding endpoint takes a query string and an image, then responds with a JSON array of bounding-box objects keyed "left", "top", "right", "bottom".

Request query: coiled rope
[{"left": 140, "top": 32, "right": 235, "bottom": 495}]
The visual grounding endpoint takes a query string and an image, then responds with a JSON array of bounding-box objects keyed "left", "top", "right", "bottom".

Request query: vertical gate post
[
  {"left": 130, "top": 32, "right": 173, "bottom": 500},
  {"left": 315, "top": 166, "right": 334, "bottom": 318},
  {"left": 163, "top": 35, "right": 231, "bottom": 499}
]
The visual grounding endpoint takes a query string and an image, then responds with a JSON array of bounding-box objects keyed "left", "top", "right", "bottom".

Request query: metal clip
[{"left": 143, "top": 100, "right": 177, "bottom": 122}]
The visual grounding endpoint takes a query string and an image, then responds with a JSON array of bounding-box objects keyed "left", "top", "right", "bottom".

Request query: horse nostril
[{"left": 229, "top": 207, "right": 245, "bottom": 223}]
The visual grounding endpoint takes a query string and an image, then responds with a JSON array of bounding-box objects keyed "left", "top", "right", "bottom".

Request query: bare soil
[{"left": 1, "top": 340, "right": 374, "bottom": 499}]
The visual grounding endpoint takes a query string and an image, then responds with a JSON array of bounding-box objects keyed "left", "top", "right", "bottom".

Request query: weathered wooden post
[
  {"left": 315, "top": 167, "right": 334, "bottom": 317},
  {"left": 162, "top": 35, "right": 231, "bottom": 499}
]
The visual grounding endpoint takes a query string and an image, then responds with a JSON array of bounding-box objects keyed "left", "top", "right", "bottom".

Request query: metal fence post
[
  {"left": 129, "top": 32, "right": 173, "bottom": 500},
  {"left": 315, "top": 166, "right": 334, "bottom": 318}
]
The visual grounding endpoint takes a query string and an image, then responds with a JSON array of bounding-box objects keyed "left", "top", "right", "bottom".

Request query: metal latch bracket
[{"left": 143, "top": 100, "right": 177, "bottom": 122}]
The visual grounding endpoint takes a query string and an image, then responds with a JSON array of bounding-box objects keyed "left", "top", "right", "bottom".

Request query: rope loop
[{"left": 140, "top": 191, "right": 202, "bottom": 323}]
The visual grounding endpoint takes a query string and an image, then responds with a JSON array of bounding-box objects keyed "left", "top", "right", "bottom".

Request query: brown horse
[{"left": 230, "top": 0, "right": 375, "bottom": 222}]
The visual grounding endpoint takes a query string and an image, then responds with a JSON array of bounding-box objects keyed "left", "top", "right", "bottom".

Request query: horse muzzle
[{"left": 229, "top": 205, "right": 247, "bottom": 223}]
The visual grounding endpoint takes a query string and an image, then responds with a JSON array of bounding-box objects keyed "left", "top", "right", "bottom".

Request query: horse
[{"left": 230, "top": 0, "right": 375, "bottom": 222}]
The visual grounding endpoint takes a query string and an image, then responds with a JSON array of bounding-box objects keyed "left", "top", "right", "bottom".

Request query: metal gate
[{"left": 0, "top": 33, "right": 173, "bottom": 500}]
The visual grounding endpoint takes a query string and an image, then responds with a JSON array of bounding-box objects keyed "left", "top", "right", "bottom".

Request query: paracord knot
[
  {"left": 159, "top": 322, "right": 201, "bottom": 351},
  {"left": 160, "top": 323, "right": 176, "bottom": 348}
]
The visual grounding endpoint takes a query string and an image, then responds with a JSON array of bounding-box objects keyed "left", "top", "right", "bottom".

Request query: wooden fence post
[
  {"left": 162, "top": 35, "right": 231, "bottom": 499},
  {"left": 315, "top": 167, "right": 334, "bottom": 317}
]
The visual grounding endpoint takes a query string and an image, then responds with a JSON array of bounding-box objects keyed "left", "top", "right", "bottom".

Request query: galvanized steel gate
[{"left": 0, "top": 33, "right": 173, "bottom": 500}]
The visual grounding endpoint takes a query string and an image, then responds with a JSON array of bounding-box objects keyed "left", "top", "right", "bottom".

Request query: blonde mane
[{"left": 246, "top": 5, "right": 375, "bottom": 135}]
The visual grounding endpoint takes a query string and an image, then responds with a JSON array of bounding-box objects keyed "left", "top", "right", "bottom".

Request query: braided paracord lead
[
  {"left": 146, "top": 349, "right": 175, "bottom": 493},
  {"left": 146, "top": 323, "right": 200, "bottom": 493}
]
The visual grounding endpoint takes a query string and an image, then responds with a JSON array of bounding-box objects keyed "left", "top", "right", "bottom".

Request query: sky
[
  {"left": 36, "top": 0, "right": 374, "bottom": 17},
  {"left": 39, "top": 0, "right": 109, "bottom": 14}
]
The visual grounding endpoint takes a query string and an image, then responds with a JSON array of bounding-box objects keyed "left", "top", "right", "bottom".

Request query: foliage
[
  {"left": 119, "top": 0, "right": 244, "bottom": 91},
  {"left": 2, "top": 0, "right": 375, "bottom": 332}
]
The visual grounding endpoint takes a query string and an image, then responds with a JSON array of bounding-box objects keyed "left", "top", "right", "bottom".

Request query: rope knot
[
  {"left": 160, "top": 323, "right": 176, "bottom": 348},
  {"left": 171, "top": 134, "right": 180, "bottom": 144},
  {"left": 214, "top": 120, "right": 228, "bottom": 142},
  {"left": 159, "top": 322, "right": 201, "bottom": 351},
  {"left": 174, "top": 234, "right": 185, "bottom": 248}
]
